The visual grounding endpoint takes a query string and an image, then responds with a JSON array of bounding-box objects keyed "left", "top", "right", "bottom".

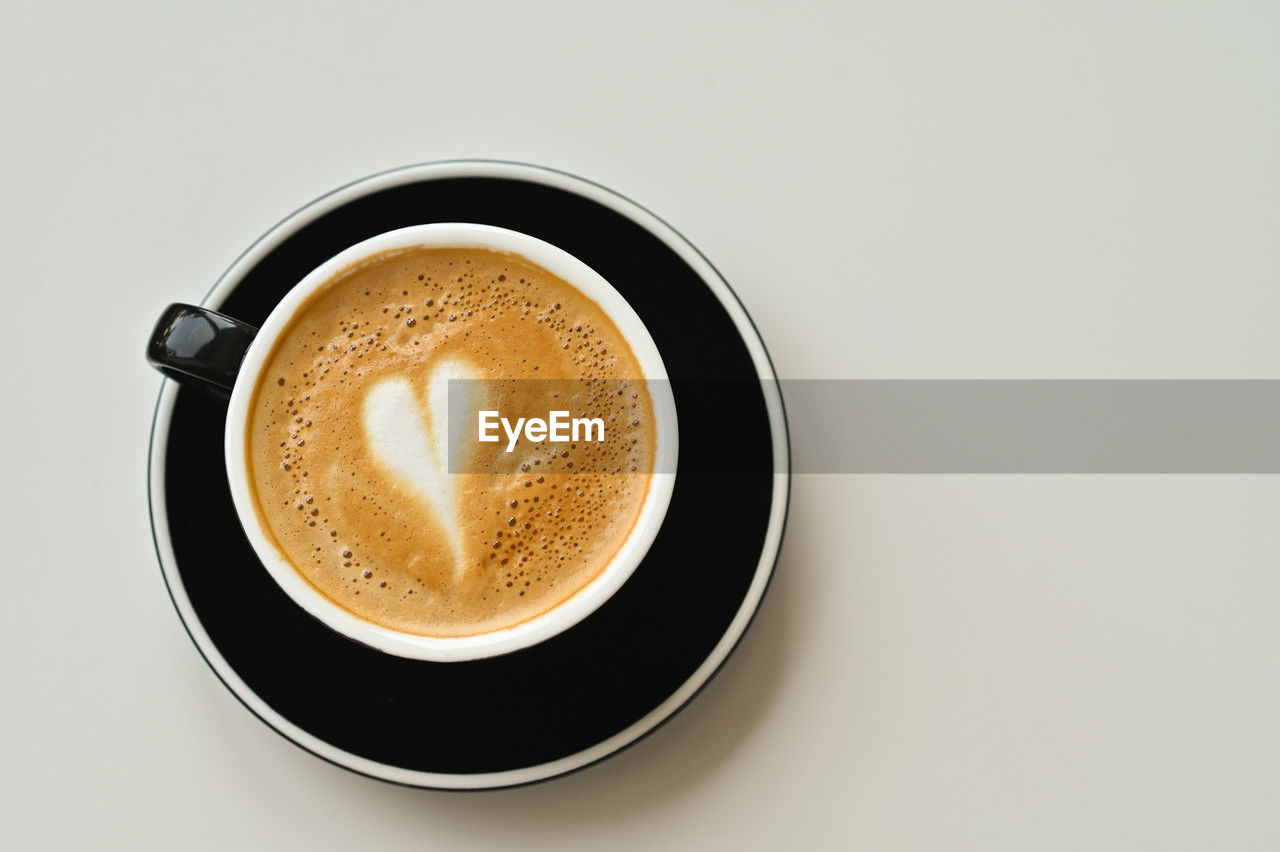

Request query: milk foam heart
[{"left": 362, "top": 358, "right": 483, "bottom": 579}]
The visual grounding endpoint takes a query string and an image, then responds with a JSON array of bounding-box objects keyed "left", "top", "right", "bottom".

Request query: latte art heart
[
  {"left": 245, "top": 245, "right": 656, "bottom": 638},
  {"left": 361, "top": 358, "right": 480, "bottom": 579}
]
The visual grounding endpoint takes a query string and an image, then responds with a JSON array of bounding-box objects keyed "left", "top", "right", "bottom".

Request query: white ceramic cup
[{"left": 154, "top": 223, "right": 677, "bottom": 662}]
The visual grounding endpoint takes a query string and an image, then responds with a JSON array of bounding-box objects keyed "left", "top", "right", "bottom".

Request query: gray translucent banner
[
  {"left": 444, "top": 379, "right": 1280, "bottom": 474},
  {"left": 786, "top": 380, "right": 1280, "bottom": 473}
]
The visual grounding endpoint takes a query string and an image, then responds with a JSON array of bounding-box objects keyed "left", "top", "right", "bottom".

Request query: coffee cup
[{"left": 147, "top": 223, "right": 677, "bottom": 662}]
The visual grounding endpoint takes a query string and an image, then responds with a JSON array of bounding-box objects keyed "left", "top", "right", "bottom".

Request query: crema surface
[{"left": 246, "top": 246, "right": 655, "bottom": 637}]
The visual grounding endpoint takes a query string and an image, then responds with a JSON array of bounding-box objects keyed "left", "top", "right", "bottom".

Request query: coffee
[{"left": 245, "top": 246, "right": 656, "bottom": 638}]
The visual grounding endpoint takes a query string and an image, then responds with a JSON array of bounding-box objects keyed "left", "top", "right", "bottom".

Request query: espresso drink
[{"left": 246, "top": 246, "right": 656, "bottom": 637}]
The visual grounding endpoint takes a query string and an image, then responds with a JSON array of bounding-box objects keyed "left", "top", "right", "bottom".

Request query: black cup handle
[{"left": 146, "top": 303, "right": 259, "bottom": 398}]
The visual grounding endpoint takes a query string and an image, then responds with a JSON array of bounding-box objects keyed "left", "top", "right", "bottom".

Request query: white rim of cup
[
  {"left": 223, "top": 223, "right": 679, "bottom": 662},
  {"left": 149, "top": 159, "right": 790, "bottom": 788}
]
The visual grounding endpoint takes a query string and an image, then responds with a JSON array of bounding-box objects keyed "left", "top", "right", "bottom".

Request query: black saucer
[{"left": 147, "top": 161, "right": 789, "bottom": 789}]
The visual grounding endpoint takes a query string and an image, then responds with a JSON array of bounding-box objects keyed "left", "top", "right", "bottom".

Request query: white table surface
[{"left": 3, "top": 1, "right": 1278, "bottom": 849}]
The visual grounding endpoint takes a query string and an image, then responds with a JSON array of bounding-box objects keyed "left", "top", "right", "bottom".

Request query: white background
[{"left": 3, "top": 1, "right": 1278, "bottom": 849}]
